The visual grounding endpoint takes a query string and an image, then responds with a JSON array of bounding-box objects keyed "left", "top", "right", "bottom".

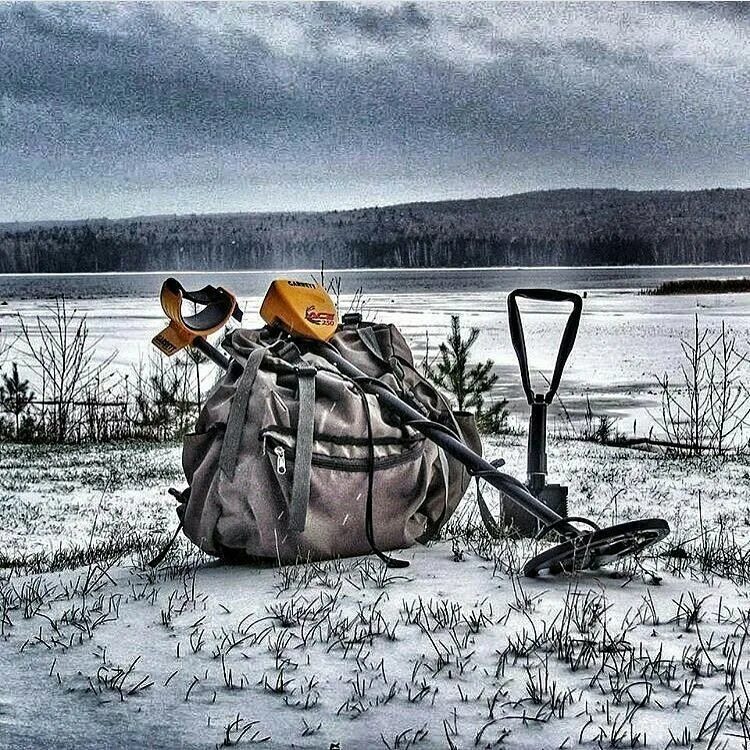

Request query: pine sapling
[
  {"left": 0, "top": 362, "right": 35, "bottom": 439},
  {"left": 425, "top": 315, "right": 509, "bottom": 433}
]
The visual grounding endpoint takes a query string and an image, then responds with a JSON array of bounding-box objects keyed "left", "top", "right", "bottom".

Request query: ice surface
[{"left": 2, "top": 267, "right": 750, "bottom": 433}]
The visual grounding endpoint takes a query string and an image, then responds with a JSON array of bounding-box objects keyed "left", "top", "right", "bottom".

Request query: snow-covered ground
[
  {"left": 2, "top": 267, "right": 750, "bottom": 747},
  {"left": 2, "top": 438, "right": 750, "bottom": 749},
  {"left": 2, "top": 437, "right": 750, "bottom": 560}
]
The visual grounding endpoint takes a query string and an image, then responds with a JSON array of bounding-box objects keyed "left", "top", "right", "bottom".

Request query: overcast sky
[{"left": 1, "top": 2, "right": 747, "bottom": 222}]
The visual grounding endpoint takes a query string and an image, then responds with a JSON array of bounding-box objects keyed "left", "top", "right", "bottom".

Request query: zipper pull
[{"left": 274, "top": 446, "right": 287, "bottom": 475}]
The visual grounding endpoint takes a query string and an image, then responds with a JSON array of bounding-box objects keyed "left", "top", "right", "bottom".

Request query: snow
[
  {"left": 2, "top": 268, "right": 750, "bottom": 747},
  {"left": 2, "top": 438, "right": 750, "bottom": 749}
]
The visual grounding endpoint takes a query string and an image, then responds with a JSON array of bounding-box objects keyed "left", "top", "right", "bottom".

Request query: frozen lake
[{"left": 2, "top": 266, "right": 750, "bottom": 435}]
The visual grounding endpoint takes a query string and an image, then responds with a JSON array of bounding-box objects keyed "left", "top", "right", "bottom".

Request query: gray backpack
[{"left": 171, "top": 318, "right": 482, "bottom": 565}]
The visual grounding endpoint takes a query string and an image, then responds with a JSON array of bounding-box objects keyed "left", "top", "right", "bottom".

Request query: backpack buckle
[
  {"left": 389, "top": 355, "right": 405, "bottom": 382},
  {"left": 271, "top": 340, "right": 301, "bottom": 363},
  {"left": 294, "top": 363, "right": 317, "bottom": 377}
]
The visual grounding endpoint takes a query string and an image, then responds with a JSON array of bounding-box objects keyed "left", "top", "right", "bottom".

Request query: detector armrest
[{"left": 152, "top": 277, "right": 242, "bottom": 356}]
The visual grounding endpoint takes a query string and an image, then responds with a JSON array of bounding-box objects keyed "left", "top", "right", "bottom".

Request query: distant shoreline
[
  {"left": 3, "top": 263, "right": 750, "bottom": 279},
  {"left": 2, "top": 189, "right": 749, "bottom": 273},
  {"left": 644, "top": 277, "right": 750, "bottom": 295}
]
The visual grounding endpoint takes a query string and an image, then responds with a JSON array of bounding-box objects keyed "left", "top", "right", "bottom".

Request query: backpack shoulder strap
[
  {"left": 219, "top": 346, "right": 267, "bottom": 479},
  {"left": 289, "top": 364, "right": 316, "bottom": 532},
  {"left": 218, "top": 337, "right": 319, "bottom": 534}
]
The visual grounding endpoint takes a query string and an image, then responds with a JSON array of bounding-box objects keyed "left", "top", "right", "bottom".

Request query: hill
[{"left": 1, "top": 188, "right": 749, "bottom": 273}]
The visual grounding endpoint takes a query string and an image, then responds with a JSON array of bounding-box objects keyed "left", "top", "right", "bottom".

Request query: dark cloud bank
[{"left": 0, "top": 2, "right": 747, "bottom": 222}]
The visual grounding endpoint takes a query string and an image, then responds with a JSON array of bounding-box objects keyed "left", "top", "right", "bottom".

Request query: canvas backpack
[{"left": 169, "top": 316, "right": 482, "bottom": 565}]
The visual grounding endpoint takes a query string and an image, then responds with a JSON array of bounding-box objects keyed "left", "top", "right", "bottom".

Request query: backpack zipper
[
  {"left": 274, "top": 445, "right": 287, "bottom": 475},
  {"left": 263, "top": 431, "right": 423, "bottom": 472},
  {"left": 260, "top": 424, "right": 423, "bottom": 448}
]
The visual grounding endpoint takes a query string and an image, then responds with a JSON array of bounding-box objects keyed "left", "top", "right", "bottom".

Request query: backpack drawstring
[
  {"left": 353, "top": 381, "right": 409, "bottom": 569},
  {"left": 148, "top": 488, "right": 188, "bottom": 567}
]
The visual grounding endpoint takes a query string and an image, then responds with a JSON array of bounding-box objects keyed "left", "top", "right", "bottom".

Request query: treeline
[
  {"left": 1, "top": 188, "right": 749, "bottom": 273},
  {"left": 646, "top": 277, "right": 750, "bottom": 296}
]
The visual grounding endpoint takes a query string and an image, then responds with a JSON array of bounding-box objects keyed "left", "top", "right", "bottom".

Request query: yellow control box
[{"left": 260, "top": 280, "right": 339, "bottom": 342}]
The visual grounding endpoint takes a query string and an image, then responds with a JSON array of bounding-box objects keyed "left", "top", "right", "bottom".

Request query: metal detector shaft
[
  {"left": 194, "top": 336, "right": 231, "bottom": 370},
  {"left": 194, "top": 329, "right": 577, "bottom": 535},
  {"left": 316, "top": 345, "right": 579, "bottom": 537}
]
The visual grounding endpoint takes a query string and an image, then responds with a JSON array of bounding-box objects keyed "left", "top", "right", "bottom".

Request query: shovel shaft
[
  {"left": 527, "top": 398, "right": 548, "bottom": 493},
  {"left": 318, "top": 345, "right": 578, "bottom": 536}
]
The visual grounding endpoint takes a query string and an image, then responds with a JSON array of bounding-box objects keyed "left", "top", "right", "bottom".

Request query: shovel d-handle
[
  {"left": 152, "top": 277, "right": 242, "bottom": 368},
  {"left": 507, "top": 288, "right": 583, "bottom": 405},
  {"left": 507, "top": 289, "right": 583, "bottom": 494}
]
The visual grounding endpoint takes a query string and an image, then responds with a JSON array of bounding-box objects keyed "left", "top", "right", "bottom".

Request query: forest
[{"left": 1, "top": 187, "right": 749, "bottom": 273}]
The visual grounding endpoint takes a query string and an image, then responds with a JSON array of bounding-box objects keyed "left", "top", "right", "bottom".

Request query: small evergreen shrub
[{"left": 424, "top": 315, "right": 509, "bottom": 434}]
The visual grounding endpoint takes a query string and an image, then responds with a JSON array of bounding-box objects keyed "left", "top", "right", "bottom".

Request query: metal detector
[{"left": 154, "top": 277, "right": 670, "bottom": 576}]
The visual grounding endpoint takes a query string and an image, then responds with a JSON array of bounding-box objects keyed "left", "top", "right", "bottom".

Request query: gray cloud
[
  {"left": 0, "top": 2, "right": 747, "bottom": 221},
  {"left": 308, "top": 2, "right": 432, "bottom": 40}
]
